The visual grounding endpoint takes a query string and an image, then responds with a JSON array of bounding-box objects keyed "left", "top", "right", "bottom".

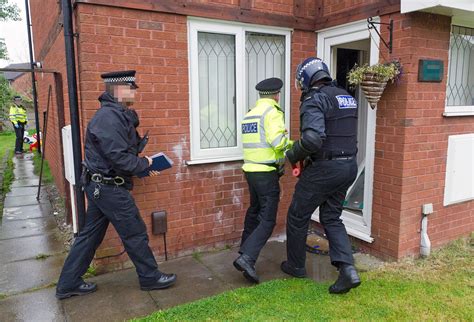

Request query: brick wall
[
  {"left": 30, "top": 1, "right": 70, "bottom": 198},
  {"left": 319, "top": 0, "right": 380, "bottom": 15},
  {"left": 11, "top": 73, "right": 32, "bottom": 100},
  {"left": 30, "top": 0, "right": 61, "bottom": 57},
  {"left": 73, "top": 3, "right": 315, "bottom": 271},
  {"left": 370, "top": 12, "right": 473, "bottom": 259},
  {"left": 31, "top": 0, "right": 471, "bottom": 268}
]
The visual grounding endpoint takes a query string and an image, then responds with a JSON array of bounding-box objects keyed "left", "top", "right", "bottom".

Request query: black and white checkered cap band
[
  {"left": 103, "top": 76, "right": 135, "bottom": 83},
  {"left": 297, "top": 59, "right": 322, "bottom": 78},
  {"left": 259, "top": 90, "right": 280, "bottom": 95}
]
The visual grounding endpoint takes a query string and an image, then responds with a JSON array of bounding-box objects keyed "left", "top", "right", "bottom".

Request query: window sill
[
  {"left": 443, "top": 106, "right": 474, "bottom": 117},
  {"left": 185, "top": 156, "right": 243, "bottom": 165},
  {"left": 443, "top": 111, "right": 474, "bottom": 117}
]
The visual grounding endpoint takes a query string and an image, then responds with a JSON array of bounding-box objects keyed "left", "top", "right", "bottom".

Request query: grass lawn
[
  {"left": 136, "top": 237, "right": 473, "bottom": 321},
  {"left": 0, "top": 131, "right": 16, "bottom": 194},
  {"left": 32, "top": 151, "right": 54, "bottom": 184}
]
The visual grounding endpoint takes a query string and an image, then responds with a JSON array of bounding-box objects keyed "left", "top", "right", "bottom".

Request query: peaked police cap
[
  {"left": 255, "top": 77, "right": 283, "bottom": 95},
  {"left": 101, "top": 70, "right": 139, "bottom": 89}
]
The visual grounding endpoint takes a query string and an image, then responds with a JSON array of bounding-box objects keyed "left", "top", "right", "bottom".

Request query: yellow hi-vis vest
[
  {"left": 242, "top": 98, "right": 293, "bottom": 172},
  {"left": 9, "top": 105, "right": 27, "bottom": 124}
]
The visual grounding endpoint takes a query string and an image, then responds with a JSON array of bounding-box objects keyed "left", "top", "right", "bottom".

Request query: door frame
[{"left": 312, "top": 19, "right": 380, "bottom": 243}]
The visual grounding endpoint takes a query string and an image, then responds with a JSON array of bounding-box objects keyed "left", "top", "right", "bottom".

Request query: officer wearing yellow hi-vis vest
[
  {"left": 233, "top": 77, "right": 293, "bottom": 283},
  {"left": 9, "top": 96, "right": 28, "bottom": 154}
]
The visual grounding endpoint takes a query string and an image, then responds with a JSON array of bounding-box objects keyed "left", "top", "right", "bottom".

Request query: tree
[
  {"left": 0, "top": 75, "right": 15, "bottom": 131},
  {"left": 0, "top": 0, "right": 21, "bottom": 60}
]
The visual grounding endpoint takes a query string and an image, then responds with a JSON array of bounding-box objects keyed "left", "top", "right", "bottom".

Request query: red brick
[{"left": 31, "top": 2, "right": 473, "bottom": 272}]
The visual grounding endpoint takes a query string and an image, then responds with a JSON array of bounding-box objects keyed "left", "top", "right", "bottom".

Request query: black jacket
[
  {"left": 300, "top": 84, "right": 358, "bottom": 158},
  {"left": 84, "top": 92, "right": 148, "bottom": 189}
]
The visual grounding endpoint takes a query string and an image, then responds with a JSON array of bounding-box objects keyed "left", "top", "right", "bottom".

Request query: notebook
[{"left": 137, "top": 152, "right": 173, "bottom": 178}]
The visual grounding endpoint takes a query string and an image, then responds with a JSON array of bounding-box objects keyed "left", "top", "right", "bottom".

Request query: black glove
[{"left": 285, "top": 140, "right": 311, "bottom": 165}]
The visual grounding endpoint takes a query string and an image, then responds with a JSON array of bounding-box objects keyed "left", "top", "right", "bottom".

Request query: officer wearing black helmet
[
  {"left": 56, "top": 70, "right": 176, "bottom": 299},
  {"left": 281, "top": 57, "right": 361, "bottom": 294}
]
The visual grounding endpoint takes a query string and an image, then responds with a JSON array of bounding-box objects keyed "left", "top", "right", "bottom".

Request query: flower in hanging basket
[{"left": 347, "top": 61, "right": 401, "bottom": 109}]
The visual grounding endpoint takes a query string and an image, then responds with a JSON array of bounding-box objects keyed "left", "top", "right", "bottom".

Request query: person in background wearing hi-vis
[
  {"left": 9, "top": 96, "right": 28, "bottom": 155},
  {"left": 233, "top": 77, "right": 293, "bottom": 283}
]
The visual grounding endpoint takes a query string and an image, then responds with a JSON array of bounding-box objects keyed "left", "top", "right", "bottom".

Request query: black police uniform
[
  {"left": 56, "top": 74, "right": 165, "bottom": 294},
  {"left": 286, "top": 83, "right": 358, "bottom": 271}
]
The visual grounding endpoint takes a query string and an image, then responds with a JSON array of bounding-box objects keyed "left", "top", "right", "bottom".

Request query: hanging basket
[{"left": 359, "top": 72, "right": 388, "bottom": 109}]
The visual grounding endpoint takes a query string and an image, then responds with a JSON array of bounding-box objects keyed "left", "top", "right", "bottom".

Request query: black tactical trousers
[
  {"left": 286, "top": 158, "right": 358, "bottom": 269},
  {"left": 13, "top": 123, "right": 25, "bottom": 153},
  {"left": 240, "top": 171, "right": 280, "bottom": 262},
  {"left": 57, "top": 182, "right": 160, "bottom": 291}
]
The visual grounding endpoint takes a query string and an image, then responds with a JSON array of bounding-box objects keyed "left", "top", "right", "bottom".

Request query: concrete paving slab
[
  {"left": 354, "top": 252, "right": 384, "bottom": 272},
  {"left": 198, "top": 249, "right": 253, "bottom": 289},
  {"left": 260, "top": 240, "right": 338, "bottom": 282},
  {"left": 149, "top": 256, "right": 229, "bottom": 309},
  {"left": 11, "top": 178, "right": 39, "bottom": 188},
  {"left": 13, "top": 166, "right": 36, "bottom": 180},
  {"left": 2, "top": 203, "right": 53, "bottom": 220},
  {"left": 0, "top": 233, "right": 64, "bottom": 262},
  {"left": 0, "top": 287, "right": 65, "bottom": 322},
  {"left": 254, "top": 255, "right": 288, "bottom": 283},
  {"left": 6, "top": 186, "right": 43, "bottom": 197},
  {"left": 0, "top": 254, "right": 65, "bottom": 295},
  {"left": 0, "top": 216, "right": 57, "bottom": 240},
  {"left": 62, "top": 269, "right": 158, "bottom": 322},
  {"left": 259, "top": 240, "right": 287, "bottom": 265},
  {"left": 3, "top": 194, "right": 49, "bottom": 208},
  {"left": 305, "top": 253, "right": 339, "bottom": 282}
]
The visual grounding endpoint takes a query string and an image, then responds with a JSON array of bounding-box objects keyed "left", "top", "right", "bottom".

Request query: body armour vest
[{"left": 318, "top": 85, "right": 358, "bottom": 157}]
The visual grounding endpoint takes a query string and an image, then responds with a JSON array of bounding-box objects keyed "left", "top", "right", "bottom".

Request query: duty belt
[
  {"left": 90, "top": 173, "right": 125, "bottom": 186},
  {"left": 311, "top": 154, "right": 354, "bottom": 161}
]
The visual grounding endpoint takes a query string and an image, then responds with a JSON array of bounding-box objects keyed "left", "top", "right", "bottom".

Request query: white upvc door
[{"left": 313, "top": 19, "right": 380, "bottom": 243}]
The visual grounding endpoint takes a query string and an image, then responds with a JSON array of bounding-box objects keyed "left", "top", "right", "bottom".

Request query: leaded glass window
[
  {"left": 198, "top": 32, "right": 237, "bottom": 149},
  {"left": 246, "top": 33, "right": 286, "bottom": 112},
  {"left": 447, "top": 25, "right": 474, "bottom": 107},
  {"left": 189, "top": 20, "right": 290, "bottom": 162}
]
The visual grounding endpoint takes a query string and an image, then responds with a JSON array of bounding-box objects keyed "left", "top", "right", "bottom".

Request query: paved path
[{"left": 0, "top": 154, "right": 378, "bottom": 321}]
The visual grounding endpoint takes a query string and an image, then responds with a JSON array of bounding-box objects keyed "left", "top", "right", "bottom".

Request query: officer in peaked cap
[
  {"left": 9, "top": 95, "right": 28, "bottom": 154},
  {"left": 56, "top": 70, "right": 177, "bottom": 299},
  {"left": 233, "top": 77, "right": 293, "bottom": 283}
]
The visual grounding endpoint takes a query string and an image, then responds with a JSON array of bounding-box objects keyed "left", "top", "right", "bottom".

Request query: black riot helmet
[{"left": 295, "top": 57, "right": 332, "bottom": 91}]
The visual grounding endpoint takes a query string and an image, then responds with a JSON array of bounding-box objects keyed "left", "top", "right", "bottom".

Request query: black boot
[
  {"left": 56, "top": 281, "right": 97, "bottom": 300},
  {"left": 140, "top": 273, "right": 177, "bottom": 291},
  {"left": 329, "top": 264, "right": 361, "bottom": 294},
  {"left": 280, "top": 261, "right": 307, "bottom": 278},
  {"left": 233, "top": 254, "right": 259, "bottom": 283}
]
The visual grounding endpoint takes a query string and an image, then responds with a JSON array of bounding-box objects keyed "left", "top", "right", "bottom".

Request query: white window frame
[
  {"left": 187, "top": 18, "right": 291, "bottom": 164},
  {"left": 314, "top": 19, "right": 380, "bottom": 243},
  {"left": 444, "top": 17, "right": 474, "bottom": 117}
]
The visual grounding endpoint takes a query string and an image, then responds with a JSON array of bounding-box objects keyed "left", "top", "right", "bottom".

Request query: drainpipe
[
  {"left": 420, "top": 203, "right": 433, "bottom": 257},
  {"left": 62, "top": 0, "right": 86, "bottom": 232},
  {"left": 24, "top": 0, "right": 41, "bottom": 155}
]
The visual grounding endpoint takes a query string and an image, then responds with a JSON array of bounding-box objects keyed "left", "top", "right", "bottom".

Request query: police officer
[
  {"left": 56, "top": 70, "right": 176, "bottom": 299},
  {"left": 9, "top": 96, "right": 28, "bottom": 154},
  {"left": 281, "top": 58, "right": 361, "bottom": 294},
  {"left": 233, "top": 77, "right": 293, "bottom": 283}
]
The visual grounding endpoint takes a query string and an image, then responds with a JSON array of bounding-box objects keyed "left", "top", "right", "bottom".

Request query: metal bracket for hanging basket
[{"left": 367, "top": 17, "right": 393, "bottom": 54}]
